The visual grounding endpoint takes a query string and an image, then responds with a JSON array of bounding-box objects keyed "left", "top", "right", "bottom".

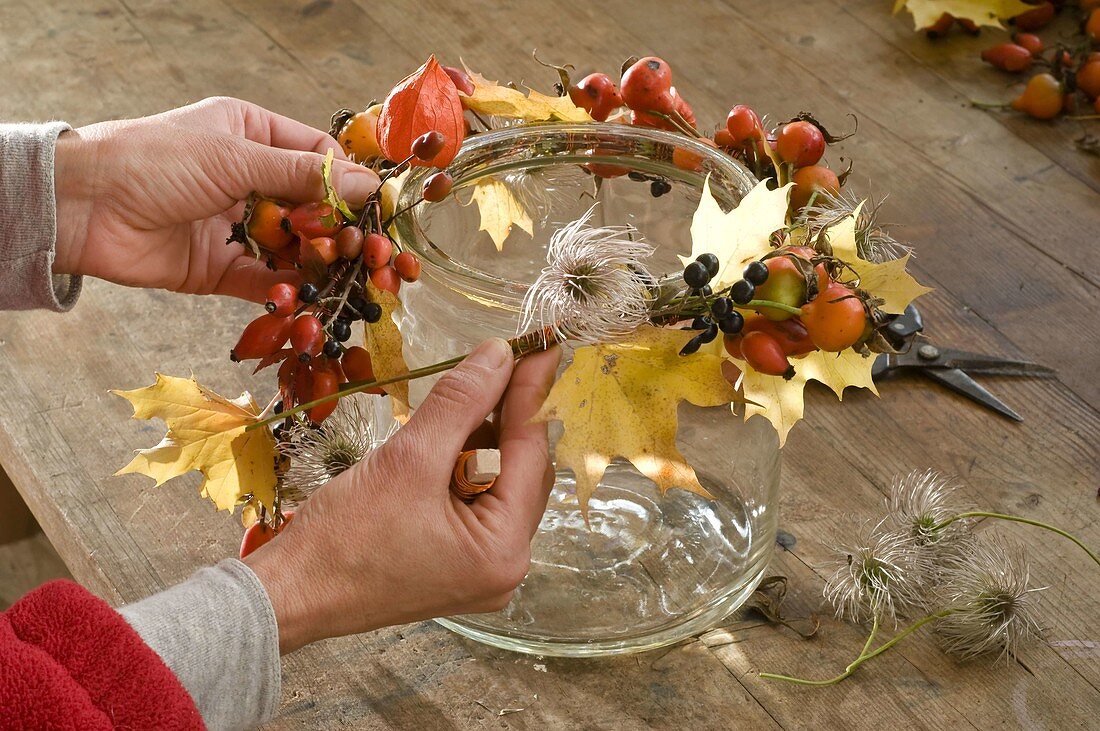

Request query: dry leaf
[
  {"left": 681, "top": 178, "right": 791, "bottom": 289},
  {"left": 468, "top": 178, "right": 535, "bottom": 250},
  {"left": 377, "top": 55, "right": 465, "bottom": 168},
  {"left": 241, "top": 501, "right": 261, "bottom": 528},
  {"left": 460, "top": 69, "right": 591, "bottom": 123},
  {"left": 827, "top": 207, "right": 932, "bottom": 314},
  {"left": 893, "top": 0, "right": 1034, "bottom": 29},
  {"left": 535, "top": 325, "right": 741, "bottom": 517},
  {"left": 363, "top": 280, "right": 410, "bottom": 421},
  {"left": 113, "top": 374, "right": 277, "bottom": 512}
]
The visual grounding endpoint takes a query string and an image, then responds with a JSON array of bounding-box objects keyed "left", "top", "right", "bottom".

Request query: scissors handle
[{"left": 883, "top": 305, "right": 924, "bottom": 350}]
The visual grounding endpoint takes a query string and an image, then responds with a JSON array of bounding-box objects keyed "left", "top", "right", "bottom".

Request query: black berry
[
  {"left": 698, "top": 321, "right": 719, "bottom": 344},
  {"left": 323, "top": 339, "right": 342, "bottom": 358},
  {"left": 730, "top": 279, "right": 755, "bottom": 305},
  {"left": 691, "top": 316, "right": 711, "bottom": 330},
  {"left": 362, "top": 302, "right": 383, "bottom": 324},
  {"left": 683, "top": 261, "right": 710, "bottom": 289},
  {"left": 743, "top": 260, "right": 769, "bottom": 285},
  {"left": 650, "top": 179, "right": 672, "bottom": 197},
  {"left": 273, "top": 400, "right": 285, "bottom": 414},
  {"left": 696, "top": 253, "right": 720, "bottom": 278},
  {"left": 680, "top": 334, "right": 704, "bottom": 356},
  {"left": 299, "top": 282, "right": 320, "bottom": 303},
  {"left": 718, "top": 311, "right": 745, "bottom": 334},
  {"left": 331, "top": 320, "right": 352, "bottom": 342},
  {"left": 710, "top": 297, "right": 733, "bottom": 318}
]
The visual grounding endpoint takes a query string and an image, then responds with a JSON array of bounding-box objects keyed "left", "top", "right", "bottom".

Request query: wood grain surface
[{"left": 1, "top": 0, "right": 1097, "bottom": 728}]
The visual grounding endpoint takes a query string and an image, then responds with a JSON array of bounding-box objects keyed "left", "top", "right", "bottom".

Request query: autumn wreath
[{"left": 115, "top": 54, "right": 931, "bottom": 540}]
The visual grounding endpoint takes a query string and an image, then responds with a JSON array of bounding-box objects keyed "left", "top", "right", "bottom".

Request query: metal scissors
[{"left": 871, "top": 305, "right": 1055, "bottom": 422}]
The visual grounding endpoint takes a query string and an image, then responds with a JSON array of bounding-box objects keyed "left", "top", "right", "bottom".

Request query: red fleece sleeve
[{"left": 0, "top": 580, "right": 204, "bottom": 730}]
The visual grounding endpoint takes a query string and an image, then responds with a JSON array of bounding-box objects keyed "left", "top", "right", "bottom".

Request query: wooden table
[{"left": 2, "top": 1, "right": 1097, "bottom": 728}]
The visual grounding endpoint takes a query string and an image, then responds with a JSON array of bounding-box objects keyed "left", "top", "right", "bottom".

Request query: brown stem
[
  {"left": 383, "top": 197, "right": 424, "bottom": 229},
  {"left": 249, "top": 329, "right": 555, "bottom": 430}
]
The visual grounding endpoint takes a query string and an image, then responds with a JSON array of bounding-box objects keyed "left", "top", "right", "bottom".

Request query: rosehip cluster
[
  {"left": 567, "top": 56, "right": 848, "bottom": 212},
  {"left": 230, "top": 282, "right": 381, "bottom": 424},
  {"left": 964, "top": 4, "right": 1100, "bottom": 120},
  {"left": 227, "top": 130, "right": 458, "bottom": 425},
  {"left": 680, "top": 246, "right": 872, "bottom": 381},
  {"left": 568, "top": 56, "right": 695, "bottom": 131},
  {"left": 715, "top": 108, "right": 843, "bottom": 211}
]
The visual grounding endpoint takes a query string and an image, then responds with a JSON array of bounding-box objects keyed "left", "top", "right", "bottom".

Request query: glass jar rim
[{"left": 392, "top": 122, "right": 756, "bottom": 310}]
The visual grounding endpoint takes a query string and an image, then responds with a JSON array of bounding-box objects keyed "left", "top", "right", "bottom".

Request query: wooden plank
[
  {"left": 721, "top": 0, "right": 1099, "bottom": 281},
  {"left": 842, "top": 0, "right": 1100, "bottom": 196}
]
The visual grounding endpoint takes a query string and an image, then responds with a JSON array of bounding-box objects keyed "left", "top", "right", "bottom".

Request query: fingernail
[
  {"left": 334, "top": 163, "right": 380, "bottom": 208},
  {"left": 466, "top": 338, "right": 511, "bottom": 369}
]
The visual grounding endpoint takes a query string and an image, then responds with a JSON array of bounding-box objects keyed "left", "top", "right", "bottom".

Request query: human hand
[
  {"left": 52, "top": 96, "right": 380, "bottom": 302},
  {"left": 244, "top": 339, "right": 561, "bottom": 654}
]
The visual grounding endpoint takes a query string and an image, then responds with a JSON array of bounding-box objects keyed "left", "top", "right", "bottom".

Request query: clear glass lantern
[{"left": 390, "top": 123, "right": 781, "bottom": 657}]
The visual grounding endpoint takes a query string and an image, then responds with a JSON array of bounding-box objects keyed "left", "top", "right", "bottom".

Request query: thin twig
[{"left": 934, "top": 512, "right": 1100, "bottom": 568}]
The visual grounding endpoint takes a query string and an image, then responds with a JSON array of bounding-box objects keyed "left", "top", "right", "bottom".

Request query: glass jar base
[{"left": 437, "top": 464, "right": 774, "bottom": 657}]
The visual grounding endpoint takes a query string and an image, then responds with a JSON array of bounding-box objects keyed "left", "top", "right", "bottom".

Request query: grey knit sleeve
[
  {"left": 0, "top": 122, "right": 82, "bottom": 311},
  {"left": 119, "top": 559, "right": 283, "bottom": 731}
]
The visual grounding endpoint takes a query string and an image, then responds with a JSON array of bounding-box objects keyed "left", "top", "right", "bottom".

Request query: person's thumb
[
  {"left": 396, "top": 338, "right": 515, "bottom": 464},
  {"left": 221, "top": 137, "right": 380, "bottom": 206}
]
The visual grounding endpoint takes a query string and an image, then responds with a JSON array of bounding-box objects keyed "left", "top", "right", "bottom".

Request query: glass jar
[{"left": 391, "top": 123, "right": 781, "bottom": 657}]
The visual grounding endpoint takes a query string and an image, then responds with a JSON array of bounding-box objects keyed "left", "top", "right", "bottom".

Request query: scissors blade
[
  {"left": 932, "top": 349, "right": 1056, "bottom": 377},
  {"left": 922, "top": 368, "right": 1024, "bottom": 422}
]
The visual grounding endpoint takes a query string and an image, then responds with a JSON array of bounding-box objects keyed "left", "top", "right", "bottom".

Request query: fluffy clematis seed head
[
  {"left": 520, "top": 205, "right": 655, "bottom": 345},
  {"left": 278, "top": 395, "right": 388, "bottom": 504},
  {"left": 885, "top": 469, "right": 971, "bottom": 549},
  {"left": 501, "top": 166, "right": 587, "bottom": 222},
  {"left": 823, "top": 521, "right": 931, "bottom": 625},
  {"left": 803, "top": 188, "right": 911, "bottom": 263},
  {"left": 934, "top": 535, "right": 1044, "bottom": 662}
]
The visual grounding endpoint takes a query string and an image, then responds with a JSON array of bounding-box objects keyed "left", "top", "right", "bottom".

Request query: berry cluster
[
  {"left": 678, "top": 254, "right": 756, "bottom": 355},
  {"left": 944, "top": 2, "right": 1100, "bottom": 120},
  {"left": 227, "top": 130, "right": 454, "bottom": 427},
  {"left": 717, "top": 109, "right": 847, "bottom": 211},
  {"left": 567, "top": 56, "right": 849, "bottom": 214},
  {"left": 678, "top": 246, "right": 870, "bottom": 380},
  {"left": 568, "top": 56, "right": 695, "bottom": 128}
]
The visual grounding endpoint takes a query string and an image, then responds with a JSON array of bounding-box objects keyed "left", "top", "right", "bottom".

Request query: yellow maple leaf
[
  {"left": 681, "top": 178, "right": 792, "bottom": 289},
  {"left": 460, "top": 69, "right": 592, "bottom": 123},
  {"left": 893, "top": 0, "right": 1034, "bottom": 30},
  {"left": 113, "top": 374, "right": 277, "bottom": 512},
  {"left": 468, "top": 177, "right": 535, "bottom": 251},
  {"left": 736, "top": 350, "right": 878, "bottom": 447},
  {"left": 363, "top": 280, "right": 411, "bottom": 421},
  {"left": 534, "top": 325, "right": 741, "bottom": 517},
  {"left": 827, "top": 207, "right": 933, "bottom": 314},
  {"left": 527, "top": 89, "right": 593, "bottom": 123}
]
